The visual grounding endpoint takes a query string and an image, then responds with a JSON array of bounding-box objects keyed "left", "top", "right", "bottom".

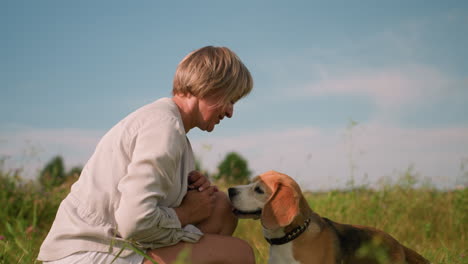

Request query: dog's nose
[{"left": 228, "top": 188, "right": 239, "bottom": 199}]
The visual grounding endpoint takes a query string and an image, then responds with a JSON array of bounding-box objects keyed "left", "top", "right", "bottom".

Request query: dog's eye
[{"left": 254, "top": 186, "right": 264, "bottom": 194}]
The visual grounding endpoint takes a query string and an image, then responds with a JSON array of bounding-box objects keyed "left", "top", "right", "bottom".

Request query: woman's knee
[
  {"left": 203, "top": 235, "right": 255, "bottom": 264},
  {"left": 150, "top": 235, "right": 255, "bottom": 264},
  {"left": 214, "top": 191, "right": 234, "bottom": 215},
  {"left": 197, "top": 191, "right": 238, "bottom": 235},
  {"left": 213, "top": 192, "right": 238, "bottom": 233},
  {"left": 230, "top": 237, "right": 256, "bottom": 264}
]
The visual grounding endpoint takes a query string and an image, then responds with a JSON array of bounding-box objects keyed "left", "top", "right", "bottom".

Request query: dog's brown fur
[{"left": 246, "top": 171, "right": 430, "bottom": 264}]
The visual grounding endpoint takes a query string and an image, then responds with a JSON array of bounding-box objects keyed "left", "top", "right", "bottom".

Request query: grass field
[{"left": 1, "top": 167, "right": 466, "bottom": 263}]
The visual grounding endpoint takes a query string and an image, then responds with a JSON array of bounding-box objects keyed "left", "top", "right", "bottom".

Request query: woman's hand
[
  {"left": 175, "top": 171, "right": 221, "bottom": 226},
  {"left": 175, "top": 186, "right": 217, "bottom": 226},
  {"left": 188, "top": 171, "right": 218, "bottom": 192}
]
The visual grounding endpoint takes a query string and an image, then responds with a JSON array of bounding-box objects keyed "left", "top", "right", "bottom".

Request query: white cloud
[
  {"left": 0, "top": 126, "right": 104, "bottom": 178},
  {"left": 303, "top": 65, "right": 453, "bottom": 109},
  {"left": 260, "top": 10, "right": 468, "bottom": 118},
  {"left": 192, "top": 124, "right": 468, "bottom": 190},
  {"left": 1, "top": 123, "right": 466, "bottom": 191}
]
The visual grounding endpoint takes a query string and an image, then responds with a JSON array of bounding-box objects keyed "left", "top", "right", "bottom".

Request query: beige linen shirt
[{"left": 38, "top": 98, "right": 203, "bottom": 261}]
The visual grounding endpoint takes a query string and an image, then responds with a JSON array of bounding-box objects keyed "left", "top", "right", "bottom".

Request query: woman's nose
[{"left": 225, "top": 103, "right": 234, "bottom": 118}]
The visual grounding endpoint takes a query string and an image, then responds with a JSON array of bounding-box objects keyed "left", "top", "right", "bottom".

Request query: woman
[{"left": 38, "top": 46, "right": 255, "bottom": 264}]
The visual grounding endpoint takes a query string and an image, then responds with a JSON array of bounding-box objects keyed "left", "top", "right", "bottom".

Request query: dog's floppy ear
[
  {"left": 251, "top": 176, "right": 260, "bottom": 183},
  {"left": 261, "top": 182, "right": 299, "bottom": 229}
]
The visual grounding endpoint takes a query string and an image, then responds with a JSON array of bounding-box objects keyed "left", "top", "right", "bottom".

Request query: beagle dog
[{"left": 228, "top": 170, "right": 430, "bottom": 264}]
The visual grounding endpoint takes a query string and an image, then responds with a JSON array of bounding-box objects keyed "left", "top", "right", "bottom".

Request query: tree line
[{"left": 39, "top": 152, "right": 251, "bottom": 190}]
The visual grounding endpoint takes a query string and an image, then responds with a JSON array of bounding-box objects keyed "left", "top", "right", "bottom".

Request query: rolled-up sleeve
[{"left": 114, "top": 116, "right": 202, "bottom": 248}]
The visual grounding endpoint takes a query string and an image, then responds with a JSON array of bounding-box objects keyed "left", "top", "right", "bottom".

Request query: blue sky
[{"left": 2, "top": 1, "right": 468, "bottom": 190}]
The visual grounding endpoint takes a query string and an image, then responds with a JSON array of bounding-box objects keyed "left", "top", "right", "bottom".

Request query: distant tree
[
  {"left": 39, "top": 156, "right": 66, "bottom": 189},
  {"left": 194, "top": 157, "right": 210, "bottom": 178},
  {"left": 39, "top": 156, "right": 84, "bottom": 189},
  {"left": 66, "top": 166, "right": 82, "bottom": 179},
  {"left": 215, "top": 152, "right": 251, "bottom": 184}
]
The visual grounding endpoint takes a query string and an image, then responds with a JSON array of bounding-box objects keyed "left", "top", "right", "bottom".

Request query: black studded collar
[{"left": 264, "top": 218, "right": 312, "bottom": 245}]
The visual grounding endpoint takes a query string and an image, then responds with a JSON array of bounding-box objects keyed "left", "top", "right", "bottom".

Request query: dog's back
[
  {"left": 323, "top": 218, "right": 429, "bottom": 264},
  {"left": 229, "top": 171, "right": 430, "bottom": 264},
  {"left": 403, "top": 246, "right": 431, "bottom": 264}
]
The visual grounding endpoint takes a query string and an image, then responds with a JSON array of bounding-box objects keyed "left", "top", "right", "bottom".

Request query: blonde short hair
[{"left": 173, "top": 46, "right": 253, "bottom": 104}]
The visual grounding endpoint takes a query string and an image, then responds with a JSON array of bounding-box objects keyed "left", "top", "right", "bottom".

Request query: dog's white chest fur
[{"left": 269, "top": 243, "right": 300, "bottom": 264}]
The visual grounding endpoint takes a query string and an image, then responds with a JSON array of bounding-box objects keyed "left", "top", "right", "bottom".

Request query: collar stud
[{"left": 265, "top": 218, "right": 312, "bottom": 245}]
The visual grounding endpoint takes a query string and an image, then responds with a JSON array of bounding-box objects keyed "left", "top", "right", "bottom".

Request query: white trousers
[{"left": 43, "top": 251, "right": 145, "bottom": 264}]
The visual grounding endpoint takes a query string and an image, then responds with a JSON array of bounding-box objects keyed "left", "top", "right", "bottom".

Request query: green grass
[
  {"left": 1, "top": 167, "right": 467, "bottom": 264},
  {"left": 233, "top": 185, "right": 467, "bottom": 264},
  {"left": 0, "top": 166, "right": 75, "bottom": 264}
]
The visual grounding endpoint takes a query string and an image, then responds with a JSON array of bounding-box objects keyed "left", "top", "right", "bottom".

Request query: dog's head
[{"left": 228, "top": 170, "right": 303, "bottom": 230}]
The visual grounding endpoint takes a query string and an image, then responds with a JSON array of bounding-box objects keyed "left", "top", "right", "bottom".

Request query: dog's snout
[{"left": 228, "top": 188, "right": 239, "bottom": 199}]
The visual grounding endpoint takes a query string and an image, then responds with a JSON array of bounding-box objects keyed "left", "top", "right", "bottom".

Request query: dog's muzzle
[
  {"left": 228, "top": 188, "right": 239, "bottom": 199},
  {"left": 228, "top": 188, "right": 262, "bottom": 219}
]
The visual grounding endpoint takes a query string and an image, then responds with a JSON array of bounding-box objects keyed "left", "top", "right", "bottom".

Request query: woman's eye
[{"left": 254, "top": 186, "right": 264, "bottom": 194}]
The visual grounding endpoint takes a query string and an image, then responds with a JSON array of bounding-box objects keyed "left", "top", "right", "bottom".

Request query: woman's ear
[{"left": 261, "top": 183, "right": 299, "bottom": 230}]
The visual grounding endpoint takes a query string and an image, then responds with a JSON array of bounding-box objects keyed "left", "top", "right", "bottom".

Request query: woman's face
[{"left": 197, "top": 95, "right": 234, "bottom": 132}]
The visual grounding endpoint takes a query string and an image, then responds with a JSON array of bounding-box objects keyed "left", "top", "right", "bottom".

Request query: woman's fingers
[
  {"left": 188, "top": 171, "right": 211, "bottom": 191},
  {"left": 188, "top": 171, "right": 202, "bottom": 184}
]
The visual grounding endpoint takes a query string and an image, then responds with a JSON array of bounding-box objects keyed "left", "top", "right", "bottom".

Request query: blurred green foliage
[
  {"left": 38, "top": 156, "right": 81, "bottom": 190},
  {"left": 214, "top": 152, "right": 251, "bottom": 184},
  {"left": 0, "top": 155, "right": 467, "bottom": 263}
]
